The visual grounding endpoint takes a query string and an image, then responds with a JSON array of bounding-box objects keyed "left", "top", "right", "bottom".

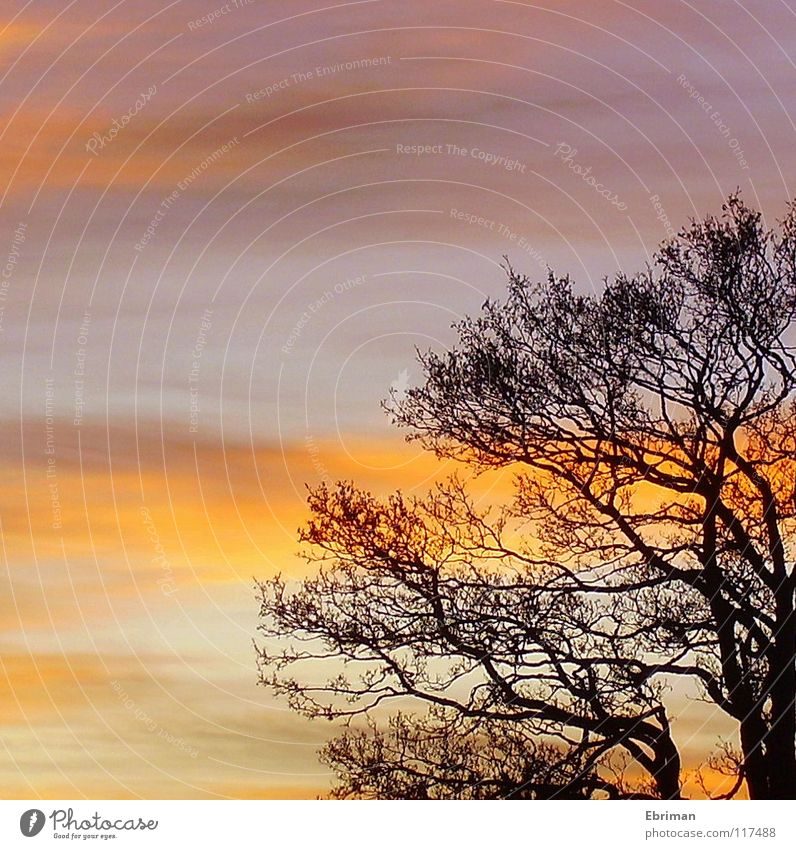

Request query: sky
[{"left": 1, "top": 0, "right": 795, "bottom": 798}]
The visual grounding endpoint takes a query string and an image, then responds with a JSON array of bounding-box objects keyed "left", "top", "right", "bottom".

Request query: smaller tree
[{"left": 257, "top": 478, "right": 683, "bottom": 799}]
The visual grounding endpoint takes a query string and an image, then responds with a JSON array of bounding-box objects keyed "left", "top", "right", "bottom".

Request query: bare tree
[{"left": 257, "top": 196, "right": 796, "bottom": 799}]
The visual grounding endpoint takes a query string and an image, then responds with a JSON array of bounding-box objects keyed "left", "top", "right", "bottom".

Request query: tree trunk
[
  {"left": 764, "top": 603, "right": 796, "bottom": 799},
  {"left": 651, "top": 722, "right": 682, "bottom": 800},
  {"left": 740, "top": 713, "right": 770, "bottom": 799}
]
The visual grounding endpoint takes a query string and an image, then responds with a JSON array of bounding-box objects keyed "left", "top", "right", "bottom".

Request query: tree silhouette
[
  {"left": 321, "top": 708, "right": 644, "bottom": 799},
  {"left": 257, "top": 196, "right": 796, "bottom": 800}
]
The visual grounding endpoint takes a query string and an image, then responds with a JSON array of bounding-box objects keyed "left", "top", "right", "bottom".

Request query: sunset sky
[{"left": 2, "top": 0, "right": 795, "bottom": 798}]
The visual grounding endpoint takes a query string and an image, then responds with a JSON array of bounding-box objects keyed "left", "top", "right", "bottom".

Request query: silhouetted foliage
[
  {"left": 257, "top": 196, "right": 796, "bottom": 799},
  {"left": 322, "top": 708, "right": 642, "bottom": 799}
]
